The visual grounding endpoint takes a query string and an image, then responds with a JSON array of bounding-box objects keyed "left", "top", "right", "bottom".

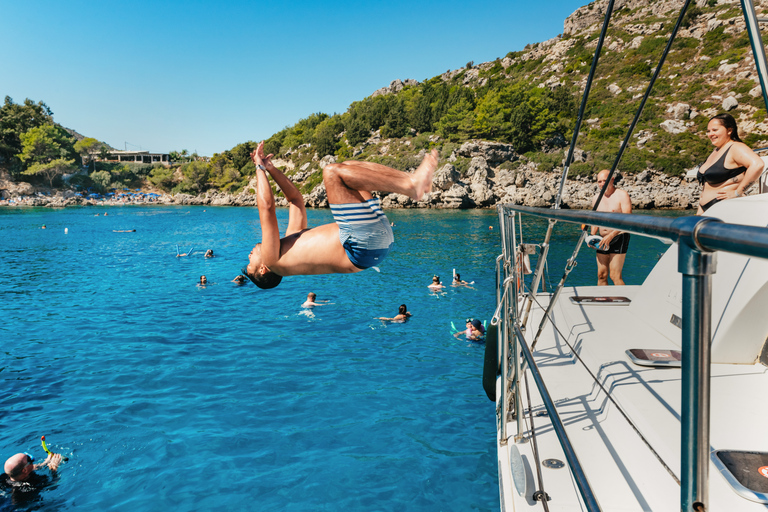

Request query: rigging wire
[
  {"left": 555, "top": 0, "right": 617, "bottom": 209},
  {"left": 529, "top": 0, "right": 694, "bottom": 349},
  {"left": 524, "top": 371, "right": 552, "bottom": 509},
  {"left": 592, "top": 0, "right": 693, "bottom": 211}
]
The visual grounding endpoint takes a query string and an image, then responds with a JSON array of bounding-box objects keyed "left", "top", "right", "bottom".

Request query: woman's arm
[{"left": 730, "top": 142, "right": 765, "bottom": 197}]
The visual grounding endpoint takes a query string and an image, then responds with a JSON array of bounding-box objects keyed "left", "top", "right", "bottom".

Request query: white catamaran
[{"left": 487, "top": 0, "right": 768, "bottom": 510}]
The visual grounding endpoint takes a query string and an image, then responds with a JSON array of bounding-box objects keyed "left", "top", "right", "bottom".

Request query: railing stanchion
[{"left": 678, "top": 218, "right": 717, "bottom": 512}]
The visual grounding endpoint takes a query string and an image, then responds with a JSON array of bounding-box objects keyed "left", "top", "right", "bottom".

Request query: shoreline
[{"left": 0, "top": 168, "right": 705, "bottom": 211}]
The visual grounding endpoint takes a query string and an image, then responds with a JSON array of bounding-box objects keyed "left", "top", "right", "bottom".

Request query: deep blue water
[{"left": 0, "top": 205, "right": 686, "bottom": 511}]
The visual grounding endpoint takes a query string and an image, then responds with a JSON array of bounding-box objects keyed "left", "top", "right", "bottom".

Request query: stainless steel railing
[{"left": 493, "top": 203, "right": 768, "bottom": 512}]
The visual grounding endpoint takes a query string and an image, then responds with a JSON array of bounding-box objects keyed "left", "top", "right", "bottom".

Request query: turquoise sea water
[{"left": 0, "top": 205, "right": 686, "bottom": 511}]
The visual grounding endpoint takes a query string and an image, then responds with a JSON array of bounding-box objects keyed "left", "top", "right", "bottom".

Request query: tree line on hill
[
  {"left": 0, "top": 69, "right": 579, "bottom": 196},
  {"left": 5, "top": 0, "right": 761, "bottom": 198}
]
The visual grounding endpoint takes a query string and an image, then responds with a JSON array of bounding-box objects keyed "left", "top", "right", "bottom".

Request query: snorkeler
[
  {"left": 452, "top": 273, "right": 474, "bottom": 288},
  {"left": 2, "top": 451, "right": 62, "bottom": 486},
  {"left": 428, "top": 275, "right": 445, "bottom": 290},
  {"left": 244, "top": 141, "right": 438, "bottom": 289}
]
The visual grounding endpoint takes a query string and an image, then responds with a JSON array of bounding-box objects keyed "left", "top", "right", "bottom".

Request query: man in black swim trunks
[{"left": 591, "top": 170, "right": 632, "bottom": 285}]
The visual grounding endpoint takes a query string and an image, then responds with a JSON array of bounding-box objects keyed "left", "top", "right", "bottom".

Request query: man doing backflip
[
  {"left": 245, "top": 142, "right": 438, "bottom": 288},
  {"left": 591, "top": 169, "right": 632, "bottom": 286}
]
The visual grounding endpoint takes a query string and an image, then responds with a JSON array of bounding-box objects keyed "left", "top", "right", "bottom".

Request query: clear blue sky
[{"left": 1, "top": 0, "right": 587, "bottom": 157}]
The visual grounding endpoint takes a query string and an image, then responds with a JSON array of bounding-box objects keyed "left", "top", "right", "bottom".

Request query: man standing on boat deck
[
  {"left": 591, "top": 169, "right": 632, "bottom": 286},
  {"left": 244, "top": 141, "right": 438, "bottom": 289}
]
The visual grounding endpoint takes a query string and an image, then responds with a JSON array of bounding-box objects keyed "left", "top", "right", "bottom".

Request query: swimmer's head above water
[{"left": 244, "top": 243, "right": 283, "bottom": 289}]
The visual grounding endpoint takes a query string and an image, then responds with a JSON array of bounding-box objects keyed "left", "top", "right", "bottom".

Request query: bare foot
[{"left": 411, "top": 149, "right": 438, "bottom": 201}]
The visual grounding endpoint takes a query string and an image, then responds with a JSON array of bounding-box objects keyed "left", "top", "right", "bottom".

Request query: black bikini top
[{"left": 697, "top": 145, "right": 747, "bottom": 186}]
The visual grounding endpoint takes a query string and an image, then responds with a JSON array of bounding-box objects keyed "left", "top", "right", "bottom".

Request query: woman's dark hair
[
  {"left": 432, "top": 275, "right": 440, "bottom": 282},
  {"left": 398, "top": 304, "right": 407, "bottom": 315},
  {"left": 454, "top": 273, "right": 461, "bottom": 280},
  {"left": 710, "top": 113, "right": 742, "bottom": 142},
  {"left": 246, "top": 270, "right": 283, "bottom": 289}
]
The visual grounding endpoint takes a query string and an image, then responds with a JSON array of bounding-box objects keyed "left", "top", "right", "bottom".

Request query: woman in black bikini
[{"left": 697, "top": 113, "right": 763, "bottom": 214}]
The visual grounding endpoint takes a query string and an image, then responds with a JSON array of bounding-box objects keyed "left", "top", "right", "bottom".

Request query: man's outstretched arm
[
  {"left": 254, "top": 141, "right": 307, "bottom": 235},
  {"left": 255, "top": 161, "right": 281, "bottom": 268}
]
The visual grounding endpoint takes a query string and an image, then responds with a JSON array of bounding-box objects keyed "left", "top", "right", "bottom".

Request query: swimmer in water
[
  {"left": 198, "top": 275, "right": 207, "bottom": 287},
  {"left": 232, "top": 275, "right": 246, "bottom": 285},
  {"left": 3, "top": 451, "right": 63, "bottom": 486},
  {"left": 452, "top": 273, "right": 474, "bottom": 288},
  {"left": 204, "top": 249, "right": 215, "bottom": 258},
  {"left": 454, "top": 318, "right": 485, "bottom": 340},
  {"left": 428, "top": 275, "right": 445, "bottom": 290},
  {"left": 377, "top": 304, "right": 412, "bottom": 322},
  {"left": 302, "top": 292, "right": 332, "bottom": 308}
]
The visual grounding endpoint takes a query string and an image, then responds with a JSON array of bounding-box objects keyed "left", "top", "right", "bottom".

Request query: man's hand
[
  {"left": 598, "top": 232, "right": 616, "bottom": 251},
  {"left": 251, "top": 141, "right": 276, "bottom": 171},
  {"left": 43, "top": 453, "right": 62, "bottom": 472}
]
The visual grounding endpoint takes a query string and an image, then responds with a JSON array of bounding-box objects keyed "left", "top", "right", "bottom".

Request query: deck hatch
[
  {"left": 569, "top": 296, "right": 631, "bottom": 305},
  {"left": 625, "top": 349, "right": 682, "bottom": 368},
  {"left": 713, "top": 450, "right": 768, "bottom": 504}
]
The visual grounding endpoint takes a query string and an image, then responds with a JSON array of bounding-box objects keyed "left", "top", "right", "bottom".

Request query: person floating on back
[{"left": 244, "top": 141, "right": 438, "bottom": 288}]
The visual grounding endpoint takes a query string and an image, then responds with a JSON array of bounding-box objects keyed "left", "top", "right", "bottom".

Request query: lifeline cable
[{"left": 525, "top": 292, "right": 681, "bottom": 485}]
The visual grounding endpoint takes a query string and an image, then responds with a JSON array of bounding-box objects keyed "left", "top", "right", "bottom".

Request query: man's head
[
  {"left": 245, "top": 244, "right": 283, "bottom": 289},
  {"left": 4, "top": 453, "right": 35, "bottom": 482},
  {"left": 596, "top": 170, "right": 615, "bottom": 193},
  {"left": 432, "top": 276, "right": 440, "bottom": 283},
  {"left": 307, "top": 292, "right": 316, "bottom": 301}
]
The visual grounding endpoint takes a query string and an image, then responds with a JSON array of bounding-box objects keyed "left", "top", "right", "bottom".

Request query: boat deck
[{"left": 500, "top": 285, "right": 768, "bottom": 511}]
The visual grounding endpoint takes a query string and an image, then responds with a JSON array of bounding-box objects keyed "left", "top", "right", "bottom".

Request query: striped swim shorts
[{"left": 330, "top": 198, "right": 394, "bottom": 270}]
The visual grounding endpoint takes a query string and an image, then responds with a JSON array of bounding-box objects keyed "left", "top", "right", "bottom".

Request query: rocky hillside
[
  {"left": 4, "top": 0, "right": 768, "bottom": 210},
  {"left": 258, "top": 0, "right": 768, "bottom": 210}
]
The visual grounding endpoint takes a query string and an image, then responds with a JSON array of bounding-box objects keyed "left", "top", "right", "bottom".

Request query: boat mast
[{"left": 741, "top": 0, "right": 768, "bottom": 113}]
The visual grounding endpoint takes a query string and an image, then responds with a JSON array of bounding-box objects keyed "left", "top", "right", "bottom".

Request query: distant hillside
[
  {"left": 217, "top": 0, "right": 766, "bottom": 186},
  {"left": 5, "top": 0, "right": 768, "bottom": 207}
]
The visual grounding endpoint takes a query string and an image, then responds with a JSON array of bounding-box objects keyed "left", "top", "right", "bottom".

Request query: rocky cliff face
[{"left": 268, "top": 139, "right": 703, "bottom": 210}]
